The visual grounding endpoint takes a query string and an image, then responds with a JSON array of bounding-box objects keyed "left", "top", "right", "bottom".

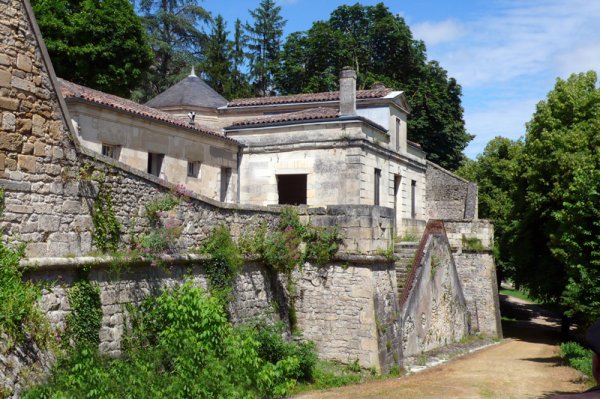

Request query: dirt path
[{"left": 294, "top": 295, "right": 589, "bottom": 399}]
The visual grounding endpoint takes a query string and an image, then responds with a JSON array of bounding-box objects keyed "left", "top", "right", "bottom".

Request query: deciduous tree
[
  {"left": 511, "top": 71, "right": 600, "bottom": 324},
  {"left": 32, "top": 0, "right": 153, "bottom": 97}
]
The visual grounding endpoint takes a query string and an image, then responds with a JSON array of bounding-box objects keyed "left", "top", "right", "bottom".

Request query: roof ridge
[
  {"left": 58, "top": 79, "right": 236, "bottom": 143},
  {"left": 228, "top": 87, "right": 393, "bottom": 108}
]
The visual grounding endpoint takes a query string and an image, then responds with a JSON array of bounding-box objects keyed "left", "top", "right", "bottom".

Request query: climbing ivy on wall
[
  {"left": 65, "top": 272, "right": 102, "bottom": 348},
  {"left": 91, "top": 186, "right": 121, "bottom": 253}
]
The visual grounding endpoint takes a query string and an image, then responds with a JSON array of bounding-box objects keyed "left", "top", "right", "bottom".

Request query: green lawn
[{"left": 499, "top": 287, "right": 537, "bottom": 303}]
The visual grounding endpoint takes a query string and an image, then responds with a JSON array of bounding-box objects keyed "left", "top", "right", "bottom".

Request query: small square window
[
  {"left": 187, "top": 161, "right": 201, "bottom": 178},
  {"left": 101, "top": 144, "right": 120, "bottom": 160}
]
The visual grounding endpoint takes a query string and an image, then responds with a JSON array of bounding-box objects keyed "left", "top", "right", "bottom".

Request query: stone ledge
[{"left": 20, "top": 252, "right": 393, "bottom": 270}]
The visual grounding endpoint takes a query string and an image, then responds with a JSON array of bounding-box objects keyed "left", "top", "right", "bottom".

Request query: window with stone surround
[
  {"left": 396, "top": 117, "right": 401, "bottom": 152},
  {"left": 411, "top": 180, "right": 417, "bottom": 219},
  {"left": 220, "top": 167, "right": 232, "bottom": 202}
]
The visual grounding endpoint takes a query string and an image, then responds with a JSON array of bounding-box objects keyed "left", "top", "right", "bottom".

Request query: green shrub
[
  {"left": 560, "top": 341, "right": 593, "bottom": 378},
  {"left": 137, "top": 226, "right": 181, "bottom": 256},
  {"left": 26, "top": 282, "right": 317, "bottom": 398}
]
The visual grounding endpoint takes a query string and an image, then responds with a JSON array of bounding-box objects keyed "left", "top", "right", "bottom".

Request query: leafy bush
[
  {"left": 252, "top": 322, "right": 317, "bottom": 382},
  {"left": 560, "top": 341, "right": 593, "bottom": 378},
  {"left": 25, "top": 282, "right": 317, "bottom": 398},
  {"left": 199, "top": 225, "right": 243, "bottom": 293},
  {"left": 136, "top": 226, "right": 181, "bottom": 256}
]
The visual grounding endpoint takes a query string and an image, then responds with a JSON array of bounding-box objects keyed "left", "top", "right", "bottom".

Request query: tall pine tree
[
  {"left": 134, "top": 0, "right": 211, "bottom": 101},
  {"left": 245, "top": 0, "right": 286, "bottom": 96},
  {"left": 202, "top": 15, "right": 233, "bottom": 97}
]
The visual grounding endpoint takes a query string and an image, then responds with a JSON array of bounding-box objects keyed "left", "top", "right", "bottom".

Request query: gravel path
[{"left": 293, "top": 295, "right": 589, "bottom": 399}]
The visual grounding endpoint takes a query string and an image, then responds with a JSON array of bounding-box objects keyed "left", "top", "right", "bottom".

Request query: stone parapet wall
[
  {"left": 426, "top": 162, "right": 477, "bottom": 220},
  {"left": 23, "top": 257, "right": 400, "bottom": 370},
  {"left": 444, "top": 219, "right": 494, "bottom": 252},
  {"left": 306, "top": 205, "right": 393, "bottom": 254}
]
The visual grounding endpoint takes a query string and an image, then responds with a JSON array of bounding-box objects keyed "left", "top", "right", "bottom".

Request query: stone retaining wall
[{"left": 445, "top": 220, "right": 502, "bottom": 337}]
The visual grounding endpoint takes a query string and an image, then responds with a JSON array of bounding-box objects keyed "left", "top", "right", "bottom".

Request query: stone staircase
[{"left": 394, "top": 241, "right": 419, "bottom": 294}]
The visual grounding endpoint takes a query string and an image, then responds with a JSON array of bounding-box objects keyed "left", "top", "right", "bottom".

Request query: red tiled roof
[
  {"left": 229, "top": 107, "right": 339, "bottom": 128},
  {"left": 227, "top": 87, "right": 392, "bottom": 107},
  {"left": 58, "top": 79, "right": 236, "bottom": 143}
]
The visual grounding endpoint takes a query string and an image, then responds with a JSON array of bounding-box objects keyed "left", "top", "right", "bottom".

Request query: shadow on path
[{"left": 500, "top": 294, "right": 562, "bottom": 345}]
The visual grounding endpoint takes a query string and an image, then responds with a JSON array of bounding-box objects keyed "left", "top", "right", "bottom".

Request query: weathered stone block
[
  {"left": 33, "top": 141, "right": 46, "bottom": 156},
  {"left": 16, "top": 54, "right": 32, "bottom": 72},
  {"left": 39, "top": 215, "right": 60, "bottom": 232},
  {"left": 31, "top": 114, "right": 45, "bottom": 136},
  {"left": 0, "top": 133, "right": 21, "bottom": 151},
  {"left": 17, "top": 154, "right": 36, "bottom": 172},
  {"left": 11, "top": 75, "right": 34, "bottom": 93},
  {"left": 0, "top": 69, "right": 10, "bottom": 88},
  {"left": 0, "top": 153, "right": 5, "bottom": 171}
]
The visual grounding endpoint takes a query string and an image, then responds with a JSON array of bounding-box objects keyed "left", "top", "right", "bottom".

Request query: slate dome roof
[{"left": 145, "top": 70, "right": 228, "bottom": 109}]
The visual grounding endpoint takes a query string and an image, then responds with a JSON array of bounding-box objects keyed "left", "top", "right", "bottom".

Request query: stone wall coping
[
  {"left": 20, "top": 253, "right": 392, "bottom": 270},
  {"left": 426, "top": 161, "right": 470, "bottom": 184}
]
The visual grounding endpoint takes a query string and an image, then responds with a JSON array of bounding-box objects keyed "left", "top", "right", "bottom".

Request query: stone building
[{"left": 0, "top": 0, "right": 501, "bottom": 394}]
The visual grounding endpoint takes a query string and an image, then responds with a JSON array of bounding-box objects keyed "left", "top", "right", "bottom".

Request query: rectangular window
[
  {"left": 101, "top": 144, "right": 120, "bottom": 160},
  {"left": 396, "top": 118, "right": 401, "bottom": 152},
  {"left": 374, "top": 168, "right": 381, "bottom": 206},
  {"left": 187, "top": 161, "right": 201, "bottom": 178},
  {"left": 220, "top": 167, "right": 231, "bottom": 202},
  {"left": 277, "top": 174, "right": 307, "bottom": 205},
  {"left": 411, "top": 180, "right": 417, "bottom": 219},
  {"left": 147, "top": 153, "right": 164, "bottom": 177}
]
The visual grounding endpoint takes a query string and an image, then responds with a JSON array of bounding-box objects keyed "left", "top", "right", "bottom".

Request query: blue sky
[{"left": 202, "top": 0, "right": 600, "bottom": 158}]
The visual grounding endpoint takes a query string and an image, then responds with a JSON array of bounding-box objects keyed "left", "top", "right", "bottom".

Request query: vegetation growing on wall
[
  {"left": 64, "top": 274, "right": 102, "bottom": 348},
  {"left": 0, "top": 188, "right": 51, "bottom": 349},
  {"left": 91, "top": 186, "right": 121, "bottom": 253},
  {"left": 24, "top": 282, "right": 317, "bottom": 398}
]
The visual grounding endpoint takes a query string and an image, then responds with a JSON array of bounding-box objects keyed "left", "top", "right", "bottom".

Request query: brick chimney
[{"left": 339, "top": 67, "right": 357, "bottom": 116}]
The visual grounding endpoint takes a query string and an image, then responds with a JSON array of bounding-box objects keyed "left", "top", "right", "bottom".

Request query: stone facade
[{"left": 0, "top": 0, "right": 501, "bottom": 394}]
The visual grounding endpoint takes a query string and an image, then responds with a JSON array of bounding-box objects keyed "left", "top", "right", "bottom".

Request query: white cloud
[
  {"left": 424, "top": 0, "right": 600, "bottom": 89},
  {"left": 412, "top": 19, "right": 465, "bottom": 46},
  {"left": 463, "top": 97, "right": 538, "bottom": 158}
]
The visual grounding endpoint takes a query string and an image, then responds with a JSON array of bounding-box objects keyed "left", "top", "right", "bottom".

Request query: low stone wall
[
  {"left": 426, "top": 162, "right": 477, "bottom": 220},
  {"left": 445, "top": 220, "right": 502, "bottom": 337}
]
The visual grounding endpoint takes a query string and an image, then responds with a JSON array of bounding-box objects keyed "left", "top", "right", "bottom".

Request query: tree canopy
[
  {"left": 32, "top": 0, "right": 153, "bottom": 97},
  {"left": 275, "top": 3, "right": 472, "bottom": 170},
  {"left": 134, "top": 0, "right": 211, "bottom": 101},
  {"left": 509, "top": 71, "right": 600, "bottom": 322},
  {"left": 457, "top": 137, "right": 523, "bottom": 282}
]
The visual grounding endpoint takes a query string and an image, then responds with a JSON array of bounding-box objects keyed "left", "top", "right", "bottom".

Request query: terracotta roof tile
[
  {"left": 229, "top": 107, "right": 339, "bottom": 127},
  {"left": 58, "top": 79, "right": 235, "bottom": 143},
  {"left": 227, "top": 87, "right": 392, "bottom": 107}
]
